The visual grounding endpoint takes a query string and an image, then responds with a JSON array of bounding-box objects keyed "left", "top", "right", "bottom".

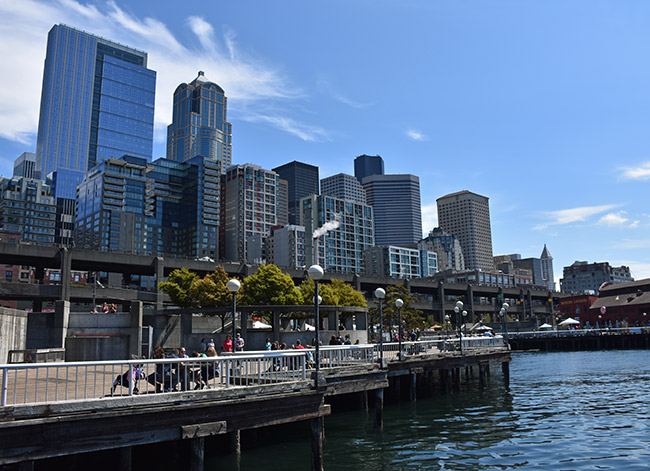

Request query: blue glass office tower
[
  {"left": 167, "top": 71, "right": 232, "bottom": 172},
  {"left": 354, "top": 154, "right": 384, "bottom": 184},
  {"left": 36, "top": 24, "right": 156, "bottom": 198},
  {"left": 272, "top": 161, "right": 319, "bottom": 225}
]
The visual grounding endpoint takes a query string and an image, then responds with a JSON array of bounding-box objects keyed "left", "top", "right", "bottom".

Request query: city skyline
[{"left": 0, "top": 1, "right": 649, "bottom": 283}]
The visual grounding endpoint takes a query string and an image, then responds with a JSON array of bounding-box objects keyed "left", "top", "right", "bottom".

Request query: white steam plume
[{"left": 313, "top": 220, "right": 340, "bottom": 239}]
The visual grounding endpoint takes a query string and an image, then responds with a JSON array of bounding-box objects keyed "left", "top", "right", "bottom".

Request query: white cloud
[
  {"left": 316, "top": 76, "right": 373, "bottom": 109},
  {"left": 611, "top": 261, "right": 650, "bottom": 281},
  {"left": 421, "top": 203, "right": 438, "bottom": 236},
  {"left": 613, "top": 239, "right": 650, "bottom": 249},
  {"left": 239, "top": 112, "right": 329, "bottom": 142},
  {"left": 406, "top": 129, "right": 427, "bottom": 141},
  {"left": 619, "top": 161, "right": 650, "bottom": 180},
  {"left": 597, "top": 212, "right": 628, "bottom": 226},
  {"left": 533, "top": 204, "right": 618, "bottom": 230},
  {"left": 0, "top": 0, "right": 316, "bottom": 146}
]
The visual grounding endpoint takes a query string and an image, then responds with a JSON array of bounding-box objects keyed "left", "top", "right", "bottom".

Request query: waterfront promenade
[{"left": 0, "top": 339, "right": 510, "bottom": 470}]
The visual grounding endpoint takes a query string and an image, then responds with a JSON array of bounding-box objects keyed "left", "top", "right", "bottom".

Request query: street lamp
[
  {"left": 502, "top": 302, "right": 510, "bottom": 344},
  {"left": 462, "top": 309, "right": 468, "bottom": 336},
  {"left": 455, "top": 301, "right": 463, "bottom": 354},
  {"left": 308, "top": 265, "right": 324, "bottom": 374},
  {"left": 375, "top": 288, "right": 386, "bottom": 363},
  {"left": 395, "top": 298, "right": 404, "bottom": 360},
  {"left": 227, "top": 279, "right": 241, "bottom": 353}
]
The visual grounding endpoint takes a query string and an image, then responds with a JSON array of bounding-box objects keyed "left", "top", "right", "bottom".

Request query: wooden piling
[
  {"left": 189, "top": 437, "right": 204, "bottom": 471},
  {"left": 374, "top": 388, "right": 384, "bottom": 429},
  {"left": 502, "top": 362, "right": 510, "bottom": 387},
  {"left": 311, "top": 416, "right": 324, "bottom": 471},
  {"left": 479, "top": 363, "right": 486, "bottom": 388},
  {"left": 118, "top": 446, "right": 132, "bottom": 471},
  {"left": 410, "top": 372, "right": 417, "bottom": 402}
]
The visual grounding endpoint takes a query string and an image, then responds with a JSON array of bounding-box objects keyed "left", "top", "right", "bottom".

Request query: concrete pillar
[
  {"left": 374, "top": 388, "right": 384, "bottom": 429},
  {"left": 437, "top": 282, "right": 445, "bottom": 322},
  {"left": 327, "top": 308, "right": 338, "bottom": 331},
  {"left": 527, "top": 289, "right": 533, "bottom": 323},
  {"left": 32, "top": 299, "right": 43, "bottom": 313},
  {"left": 181, "top": 312, "right": 192, "bottom": 351},
  {"left": 359, "top": 390, "right": 368, "bottom": 411},
  {"left": 311, "top": 416, "right": 324, "bottom": 471},
  {"left": 53, "top": 300, "right": 70, "bottom": 349},
  {"left": 272, "top": 310, "right": 281, "bottom": 342},
  {"left": 466, "top": 284, "right": 475, "bottom": 323},
  {"left": 393, "top": 376, "right": 401, "bottom": 400},
  {"left": 129, "top": 301, "right": 143, "bottom": 359},
  {"left": 59, "top": 248, "right": 71, "bottom": 302},
  {"left": 153, "top": 257, "right": 164, "bottom": 311},
  {"left": 189, "top": 437, "right": 205, "bottom": 471},
  {"left": 240, "top": 308, "right": 247, "bottom": 343}
]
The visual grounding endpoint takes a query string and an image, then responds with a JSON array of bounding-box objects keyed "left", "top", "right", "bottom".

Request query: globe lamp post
[
  {"left": 395, "top": 298, "right": 404, "bottom": 361},
  {"left": 375, "top": 288, "right": 386, "bottom": 363},
  {"left": 227, "top": 279, "right": 241, "bottom": 353},
  {"left": 308, "top": 265, "right": 324, "bottom": 374}
]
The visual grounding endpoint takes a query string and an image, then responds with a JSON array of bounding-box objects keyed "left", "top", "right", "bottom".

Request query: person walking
[{"left": 235, "top": 333, "right": 245, "bottom": 352}]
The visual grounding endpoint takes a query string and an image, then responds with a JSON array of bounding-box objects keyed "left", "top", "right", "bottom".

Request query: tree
[
  {"left": 368, "top": 285, "right": 425, "bottom": 337},
  {"left": 189, "top": 266, "right": 241, "bottom": 332},
  {"left": 158, "top": 268, "right": 199, "bottom": 308},
  {"left": 298, "top": 278, "right": 367, "bottom": 307},
  {"left": 242, "top": 264, "right": 301, "bottom": 306}
]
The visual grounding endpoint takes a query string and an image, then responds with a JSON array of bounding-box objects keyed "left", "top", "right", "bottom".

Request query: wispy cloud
[
  {"left": 316, "top": 77, "right": 373, "bottom": 109},
  {"left": 240, "top": 112, "right": 329, "bottom": 142},
  {"left": 533, "top": 204, "right": 618, "bottom": 230},
  {"left": 597, "top": 211, "right": 628, "bottom": 226},
  {"left": 406, "top": 129, "right": 427, "bottom": 141},
  {"left": 421, "top": 203, "right": 438, "bottom": 236},
  {"left": 0, "top": 0, "right": 316, "bottom": 146},
  {"left": 619, "top": 161, "right": 650, "bottom": 180}
]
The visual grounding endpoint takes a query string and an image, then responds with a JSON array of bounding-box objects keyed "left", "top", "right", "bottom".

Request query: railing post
[
  {"left": 226, "top": 359, "right": 231, "bottom": 388},
  {"left": 302, "top": 353, "right": 307, "bottom": 380},
  {"left": 128, "top": 362, "right": 134, "bottom": 396},
  {"left": 2, "top": 367, "right": 7, "bottom": 406}
]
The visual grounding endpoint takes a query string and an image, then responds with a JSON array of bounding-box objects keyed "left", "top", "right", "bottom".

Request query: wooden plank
[{"left": 181, "top": 421, "right": 227, "bottom": 439}]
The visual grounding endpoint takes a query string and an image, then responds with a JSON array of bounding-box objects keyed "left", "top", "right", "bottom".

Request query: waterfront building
[
  {"left": 166, "top": 71, "right": 232, "bottom": 172},
  {"left": 221, "top": 164, "right": 279, "bottom": 263},
  {"left": 272, "top": 161, "right": 319, "bottom": 225},
  {"left": 436, "top": 190, "right": 493, "bottom": 271},
  {"left": 0, "top": 177, "right": 56, "bottom": 245},
  {"left": 267, "top": 224, "right": 306, "bottom": 269},
  {"left": 433, "top": 268, "right": 533, "bottom": 289},
  {"left": 418, "top": 227, "right": 465, "bottom": 272},
  {"left": 496, "top": 247, "right": 556, "bottom": 291},
  {"left": 13, "top": 152, "right": 37, "bottom": 179},
  {"left": 364, "top": 245, "right": 437, "bottom": 279},
  {"left": 36, "top": 24, "right": 156, "bottom": 198},
  {"left": 300, "top": 194, "right": 374, "bottom": 274},
  {"left": 589, "top": 278, "right": 650, "bottom": 327},
  {"left": 354, "top": 154, "right": 384, "bottom": 183},
  {"left": 321, "top": 173, "right": 366, "bottom": 204},
  {"left": 362, "top": 174, "right": 422, "bottom": 246},
  {"left": 560, "top": 261, "right": 634, "bottom": 294}
]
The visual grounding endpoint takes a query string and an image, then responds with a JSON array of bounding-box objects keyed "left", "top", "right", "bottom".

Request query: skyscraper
[
  {"left": 321, "top": 173, "right": 366, "bottom": 204},
  {"left": 354, "top": 154, "right": 384, "bottom": 183},
  {"left": 436, "top": 190, "right": 493, "bottom": 271},
  {"left": 167, "top": 71, "right": 232, "bottom": 171},
  {"left": 362, "top": 174, "right": 422, "bottom": 246},
  {"left": 272, "top": 161, "right": 319, "bottom": 225},
  {"left": 540, "top": 244, "right": 555, "bottom": 291},
  {"left": 36, "top": 24, "right": 156, "bottom": 199},
  {"left": 13, "top": 152, "right": 37, "bottom": 179}
]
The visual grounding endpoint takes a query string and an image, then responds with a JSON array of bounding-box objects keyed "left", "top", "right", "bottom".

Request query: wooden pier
[{"left": 0, "top": 349, "right": 510, "bottom": 471}]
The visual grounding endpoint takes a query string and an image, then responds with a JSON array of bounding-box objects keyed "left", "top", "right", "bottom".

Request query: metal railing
[
  {"left": 377, "top": 335, "right": 508, "bottom": 360},
  {"left": 1, "top": 352, "right": 307, "bottom": 406},
  {"left": 507, "top": 327, "right": 650, "bottom": 339},
  {"left": 221, "top": 344, "right": 376, "bottom": 369}
]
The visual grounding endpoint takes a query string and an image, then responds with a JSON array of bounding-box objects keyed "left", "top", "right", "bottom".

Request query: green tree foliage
[
  {"left": 368, "top": 285, "right": 425, "bottom": 334},
  {"left": 298, "top": 278, "right": 367, "bottom": 307},
  {"left": 242, "top": 264, "right": 301, "bottom": 305},
  {"left": 189, "top": 266, "right": 241, "bottom": 307},
  {"left": 158, "top": 267, "right": 199, "bottom": 308}
]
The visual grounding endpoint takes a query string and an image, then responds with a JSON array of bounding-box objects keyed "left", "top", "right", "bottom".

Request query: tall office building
[
  {"left": 362, "top": 174, "right": 422, "bottom": 246},
  {"left": 418, "top": 227, "right": 465, "bottom": 272},
  {"left": 321, "top": 173, "right": 366, "bottom": 204},
  {"left": 272, "top": 161, "right": 319, "bottom": 225},
  {"left": 300, "top": 194, "right": 374, "bottom": 274},
  {"left": 540, "top": 244, "right": 555, "bottom": 291},
  {"left": 221, "top": 164, "right": 279, "bottom": 263},
  {"left": 0, "top": 177, "right": 56, "bottom": 245},
  {"left": 36, "top": 24, "right": 156, "bottom": 198},
  {"left": 436, "top": 190, "right": 493, "bottom": 271},
  {"left": 166, "top": 71, "right": 232, "bottom": 171},
  {"left": 13, "top": 153, "right": 37, "bottom": 179},
  {"left": 354, "top": 154, "right": 384, "bottom": 183}
]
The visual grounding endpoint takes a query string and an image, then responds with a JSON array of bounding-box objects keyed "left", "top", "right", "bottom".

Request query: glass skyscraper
[
  {"left": 272, "top": 161, "right": 319, "bottom": 225},
  {"left": 354, "top": 154, "right": 384, "bottom": 183},
  {"left": 166, "top": 71, "right": 232, "bottom": 172},
  {"left": 36, "top": 24, "right": 156, "bottom": 200}
]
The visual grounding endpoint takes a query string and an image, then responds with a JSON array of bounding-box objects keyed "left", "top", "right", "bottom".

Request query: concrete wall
[
  {"left": 65, "top": 335, "right": 129, "bottom": 361},
  {"left": 0, "top": 307, "right": 28, "bottom": 363}
]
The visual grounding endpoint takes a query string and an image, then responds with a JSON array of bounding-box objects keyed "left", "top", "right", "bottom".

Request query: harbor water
[{"left": 208, "top": 350, "right": 650, "bottom": 470}]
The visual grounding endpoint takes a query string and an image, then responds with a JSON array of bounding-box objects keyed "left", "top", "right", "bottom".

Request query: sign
[{"left": 600, "top": 306, "right": 606, "bottom": 314}]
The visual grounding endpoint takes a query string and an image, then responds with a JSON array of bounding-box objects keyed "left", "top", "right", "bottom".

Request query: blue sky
[{"left": 0, "top": 0, "right": 649, "bottom": 284}]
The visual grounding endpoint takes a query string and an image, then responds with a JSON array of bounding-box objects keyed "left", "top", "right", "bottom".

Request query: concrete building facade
[{"left": 560, "top": 261, "right": 634, "bottom": 294}]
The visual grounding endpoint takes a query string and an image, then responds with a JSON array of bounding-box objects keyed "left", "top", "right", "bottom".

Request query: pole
[
  {"left": 398, "top": 305, "right": 402, "bottom": 361},
  {"left": 314, "top": 279, "right": 320, "bottom": 373},
  {"left": 92, "top": 271, "right": 96, "bottom": 310},
  {"left": 379, "top": 298, "right": 383, "bottom": 363},
  {"left": 232, "top": 291, "right": 237, "bottom": 353}
]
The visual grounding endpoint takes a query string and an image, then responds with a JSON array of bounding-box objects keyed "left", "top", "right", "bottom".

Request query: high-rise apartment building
[
  {"left": 0, "top": 177, "right": 56, "bottom": 245},
  {"left": 267, "top": 225, "right": 306, "bottom": 269},
  {"left": 354, "top": 154, "right": 384, "bottom": 183},
  {"left": 321, "top": 173, "right": 366, "bottom": 204},
  {"left": 166, "top": 71, "right": 232, "bottom": 171},
  {"left": 13, "top": 153, "right": 37, "bottom": 179},
  {"left": 364, "top": 245, "right": 437, "bottom": 279},
  {"left": 272, "top": 161, "right": 319, "bottom": 225},
  {"left": 362, "top": 174, "right": 422, "bottom": 246},
  {"left": 221, "top": 164, "right": 279, "bottom": 263},
  {"left": 418, "top": 227, "right": 465, "bottom": 272},
  {"left": 36, "top": 24, "right": 156, "bottom": 199},
  {"left": 436, "top": 190, "right": 493, "bottom": 271},
  {"left": 300, "top": 194, "right": 374, "bottom": 274}
]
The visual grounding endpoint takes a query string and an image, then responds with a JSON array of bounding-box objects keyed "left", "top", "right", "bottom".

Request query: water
[{"left": 208, "top": 350, "right": 650, "bottom": 470}]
